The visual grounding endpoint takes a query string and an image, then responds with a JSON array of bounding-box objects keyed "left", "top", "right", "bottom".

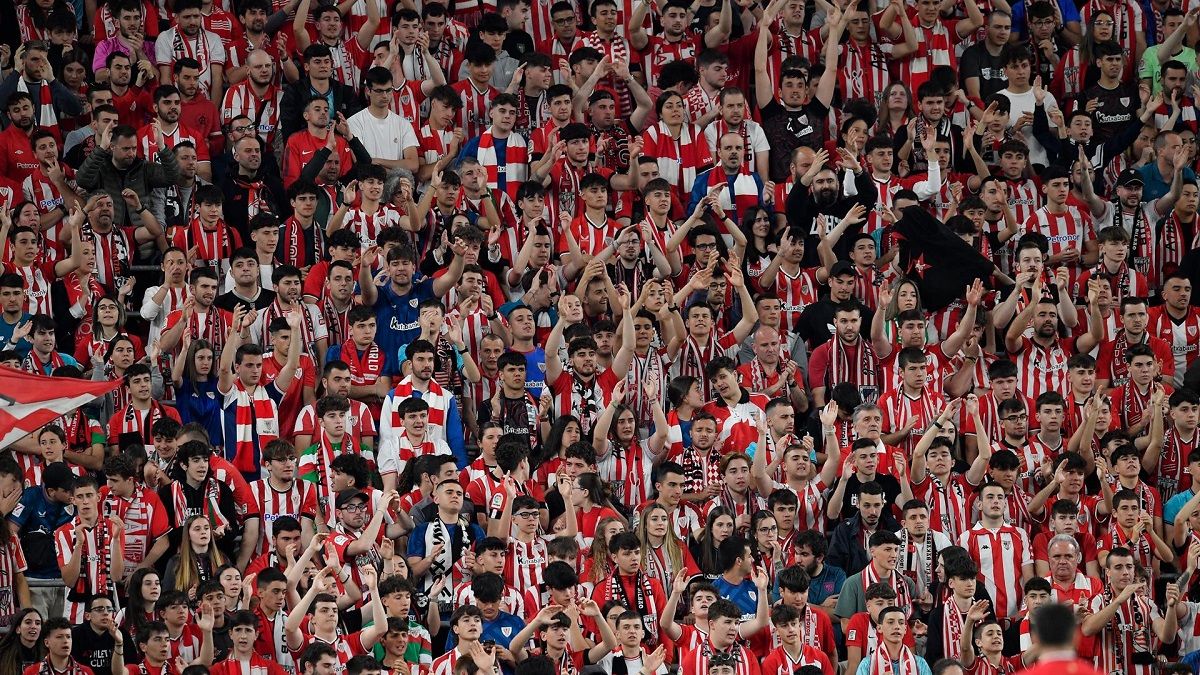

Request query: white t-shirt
[
  {"left": 348, "top": 108, "right": 420, "bottom": 162},
  {"left": 999, "top": 87, "right": 1059, "bottom": 167},
  {"left": 154, "top": 28, "right": 226, "bottom": 96},
  {"left": 703, "top": 118, "right": 771, "bottom": 157}
]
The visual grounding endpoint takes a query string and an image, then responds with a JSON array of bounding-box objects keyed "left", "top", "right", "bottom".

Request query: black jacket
[
  {"left": 827, "top": 511, "right": 901, "bottom": 578},
  {"left": 219, "top": 165, "right": 288, "bottom": 243},
  {"left": 279, "top": 78, "right": 363, "bottom": 140}
]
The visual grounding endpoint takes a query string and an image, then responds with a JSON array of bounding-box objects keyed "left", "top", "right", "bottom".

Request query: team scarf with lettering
[
  {"left": 706, "top": 166, "right": 760, "bottom": 218},
  {"left": 230, "top": 379, "right": 279, "bottom": 474},
  {"left": 340, "top": 340, "right": 384, "bottom": 386},
  {"left": 607, "top": 571, "right": 659, "bottom": 647},
  {"left": 862, "top": 562, "right": 912, "bottom": 616},
  {"left": 1107, "top": 331, "right": 1135, "bottom": 387},
  {"left": 831, "top": 336, "right": 879, "bottom": 395},
  {"left": 899, "top": 527, "right": 936, "bottom": 594},
  {"left": 21, "top": 349, "right": 65, "bottom": 374},
  {"left": 16, "top": 78, "right": 57, "bottom": 130},
  {"left": 477, "top": 129, "right": 529, "bottom": 200},
  {"left": 868, "top": 642, "right": 922, "bottom": 675},
  {"left": 185, "top": 218, "right": 234, "bottom": 270},
  {"left": 170, "top": 473, "right": 230, "bottom": 530},
  {"left": 120, "top": 399, "right": 167, "bottom": 444},
  {"left": 261, "top": 301, "right": 316, "bottom": 353},
  {"left": 279, "top": 217, "right": 324, "bottom": 269}
]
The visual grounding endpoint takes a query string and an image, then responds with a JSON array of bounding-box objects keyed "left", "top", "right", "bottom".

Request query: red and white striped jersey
[
  {"left": 88, "top": 225, "right": 137, "bottom": 291},
  {"left": 1011, "top": 336, "right": 1071, "bottom": 403},
  {"left": 558, "top": 212, "right": 622, "bottom": 258},
  {"left": 768, "top": 24, "right": 822, "bottom": 91},
  {"left": 431, "top": 648, "right": 464, "bottom": 675},
  {"left": 452, "top": 579, "right": 526, "bottom": 616},
  {"left": 769, "top": 266, "right": 821, "bottom": 334},
  {"left": 249, "top": 479, "right": 318, "bottom": 555},
  {"left": 1023, "top": 205, "right": 1094, "bottom": 292},
  {"left": 135, "top": 122, "right": 210, "bottom": 161},
  {"left": 640, "top": 34, "right": 702, "bottom": 89},
  {"left": 418, "top": 124, "right": 456, "bottom": 170},
  {"left": 598, "top": 439, "right": 658, "bottom": 510},
  {"left": 155, "top": 27, "right": 226, "bottom": 96},
  {"left": 1087, "top": 589, "right": 1162, "bottom": 675},
  {"left": 899, "top": 16, "right": 961, "bottom": 100},
  {"left": 505, "top": 537, "right": 549, "bottom": 594},
  {"left": 959, "top": 524, "right": 1032, "bottom": 619},
  {"left": 345, "top": 205, "right": 403, "bottom": 249},
  {"left": 201, "top": 6, "right": 241, "bottom": 46},
  {"left": 99, "top": 484, "right": 170, "bottom": 573},
  {"left": 993, "top": 439, "right": 1051, "bottom": 496},
  {"left": 914, "top": 473, "right": 975, "bottom": 542},
  {"left": 878, "top": 345, "right": 952, "bottom": 394},
  {"left": 1157, "top": 426, "right": 1198, "bottom": 503},
  {"left": 55, "top": 519, "right": 126, "bottom": 623},
  {"left": 169, "top": 623, "right": 205, "bottom": 664},
  {"left": 221, "top": 80, "right": 283, "bottom": 146},
  {"left": 837, "top": 40, "right": 893, "bottom": 110},
  {"left": 671, "top": 331, "right": 741, "bottom": 400},
  {"left": 867, "top": 174, "right": 905, "bottom": 237},
  {"left": 0, "top": 536, "right": 26, "bottom": 618},
  {"left": 452, "top": 80, "right": 499, "bottom": 140},
  {"left": 878, "top": 388, "right": 946, "bottom": 455},
  {"left": 1148, "top": 305, "right": 1200, "bottom": 383},
  {"left": 1004, "top": 177, "right": 1042, "bottom": 227},
  {"left": 680, "top": 641, "right": 761, "bottom": 675},
  {"left": 2, "top": 260, "right": 54, "bottom": 315}
]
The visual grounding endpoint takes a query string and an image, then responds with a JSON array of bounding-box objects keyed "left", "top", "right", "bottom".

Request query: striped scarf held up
[
  {"left": 229, "top": 379, "right": 280, "bottom": 474},
  {"left": 477, "top": 130, "right": 529, "bottom": 200}
]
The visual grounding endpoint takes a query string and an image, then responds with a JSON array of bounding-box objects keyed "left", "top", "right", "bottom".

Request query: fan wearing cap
[{"left": 1084, "top": 169, "right": 1168, "bottom": 292}]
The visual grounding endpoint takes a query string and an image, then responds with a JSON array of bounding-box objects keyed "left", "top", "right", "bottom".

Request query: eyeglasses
[
  {"left": 552, "top": 15, "right": 575, "bottom": 24},
  {"left": 1002, "top": 413, "right": 1028, "bottom": 422},
  {"left": 694, "top": 242, "right": 718, "bottom": 251},
  {"left": 231, "top": 125, "right": 254, "bottom": 132},
  {"left": 340, "top": 503, "right": 367, "bottom": 512},
  {"left": 89, "top": 607, "right": 114, "bottom": 614},
  {"left": 515, "top": 511, "right": 540, "bottom": 519}
]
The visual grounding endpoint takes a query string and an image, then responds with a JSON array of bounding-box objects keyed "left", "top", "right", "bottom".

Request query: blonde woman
[
  {"left": 638, "top": 503, "right": 699, "bottom": 586},
  {"left": 163, "top": 515, "right": 227, "bottom": 594}
]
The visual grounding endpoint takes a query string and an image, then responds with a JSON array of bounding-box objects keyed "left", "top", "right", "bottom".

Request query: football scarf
[{"left": 477, "top": 129, "right": 529, "bottom": 200}]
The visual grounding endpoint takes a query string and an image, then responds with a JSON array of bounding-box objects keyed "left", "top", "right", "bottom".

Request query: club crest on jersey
[
  {"left": 1190, "top": 326, "right": 1197, "bottom": 337},
  {"left": 1120, "top": 98, "right": 1130, "bottom": 106},
  {"left": 1002, "top": 539, "right": 1011, "bottom": 550},
  {"left": 501, "top": 626, "right": 513, "bottom": 637},
  {"left": 409, "top": 298, "right": 419, "bottom": 308},
  {"left": 538, "top": 363, "right": 546, "bottom": 372}
]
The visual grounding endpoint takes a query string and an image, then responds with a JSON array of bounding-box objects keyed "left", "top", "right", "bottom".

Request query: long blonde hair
[
  {"left": 175, "top": 515, "right": 227, "bottom": 593},
  {"left": 638, "top": 503, "right": 685, "bottom": 582}
]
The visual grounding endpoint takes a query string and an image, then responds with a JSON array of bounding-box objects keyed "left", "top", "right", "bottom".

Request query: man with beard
[
  {"left": 219, "top": 135, "right": 285, "bottom": 242},
  {"left": 280, "top": 44, "right": 364, "bottom": 141},
  {"left": 65, "top": 102, "right": 118, "bottom": 170},
  {"left": 827, "top": 478, "right": 903, "bottom": 578},
  {"left": 174, "top": 58, "right": 222, "bottom": 155},
  {"left": 224, "top": 0, "right": 296, "bottom": 86},
  {"left": 1082, "top": 548, "right": 1180, "bottom": 674},
  {"left": 582, "top": 81, "right": 653, "bottom": 178},
  {"left": 688, "top": 131, "right": 763, "bottom": 226},
  {"left": 222, "top": 50, "right": 283, "bottom": 150},
  {"left": 960, "top": 482, "right": 1034, "bottom": 622},
  {"left": 154, "top": 0, "right": 226, "bottom": 103},
  {"left": 100, "top": 52, "right": 154, "bottom": 129},
  {"left": 160, "top": 267, "right": 232, "bottom": 355},
  {"left": 92, "top": 2, "right": 156, "bottom": 82},
  {"left": 1005, "top": 275, "right": 1103, "bottom": 402},
  {"left": 1149, "top": 272, "right": 1200, "bottom": 383},
  {"left": 784, "top": 148, "right": 877, "bottom": 270},
  {"left": 961, "top": 11, "right": 1012, "bottom": 102},
  {"left": 0, "top": 93, "right": 45, "bottom": 185},
  {"left": 754, "top": 9, "right": 839, "bottom": 183},
  {"left": 214, "top": 247, "right": 276, "bottom": 312},
  {"left": 282, "top": 97, "right": 358, "bottom": 189},
  {"left": 77, "top": 122, "right": 181, "bottom": 229},
  {"left": 136, "top": 85, "right": 211, "bottom": 181},
  {"left": 0, "top": 41, "right": 82, "bottom": 143},
  {"left": 797, "top": 262, "right": 875, "bottom": 357}
]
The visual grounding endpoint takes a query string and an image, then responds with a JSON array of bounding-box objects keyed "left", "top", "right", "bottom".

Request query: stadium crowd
[{"left": 6, "top": 0, "right": 1200, "bottom": 671}]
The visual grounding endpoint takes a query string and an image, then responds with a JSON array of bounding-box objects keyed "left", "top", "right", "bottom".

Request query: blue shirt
[
  {"left": 445, "top": 611, "right": 526, "bottom": 674},
  {"left": 512, "top": 346, "right": 546, "bottom": 400},
  {"left": 856, "top": 654, "right": 932, "bottom": 675},
  {"left": 176, "top": 378, "right": 223, "bottom": 447},
  {"left": 373, "top": 278, "right": 438, "bottom": 376},
  {"left": 712, "top": 577, "right": 761, "bottom": 618},
  {"left": 24, "top": 352, "right": 80, "bottom": 375},
  {"left": 457, "top": 135, "right": 514, "bottom": 196},
  {"left": 1137, "top": 163, "right": 1197, "bottom": 202},
  {"left": 1010, "top": 0, "right": 1080, "bottom": 39},
  {"left": 686, "top": 168, "right": 765, "bottom": 225},
  {"left": 1166, "top": 488, "right": 1196, "bottom": 525},
  {"left": 0, "top": 311, "right": 32, "bottom": 358},
  {"left": 9, "top": 486, "right": 75, "bottom": 578}
]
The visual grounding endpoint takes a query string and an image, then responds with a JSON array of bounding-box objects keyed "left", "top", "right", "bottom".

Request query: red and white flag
[{"left": 0, "top": 366, "right": 120, "bottom": 450}]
